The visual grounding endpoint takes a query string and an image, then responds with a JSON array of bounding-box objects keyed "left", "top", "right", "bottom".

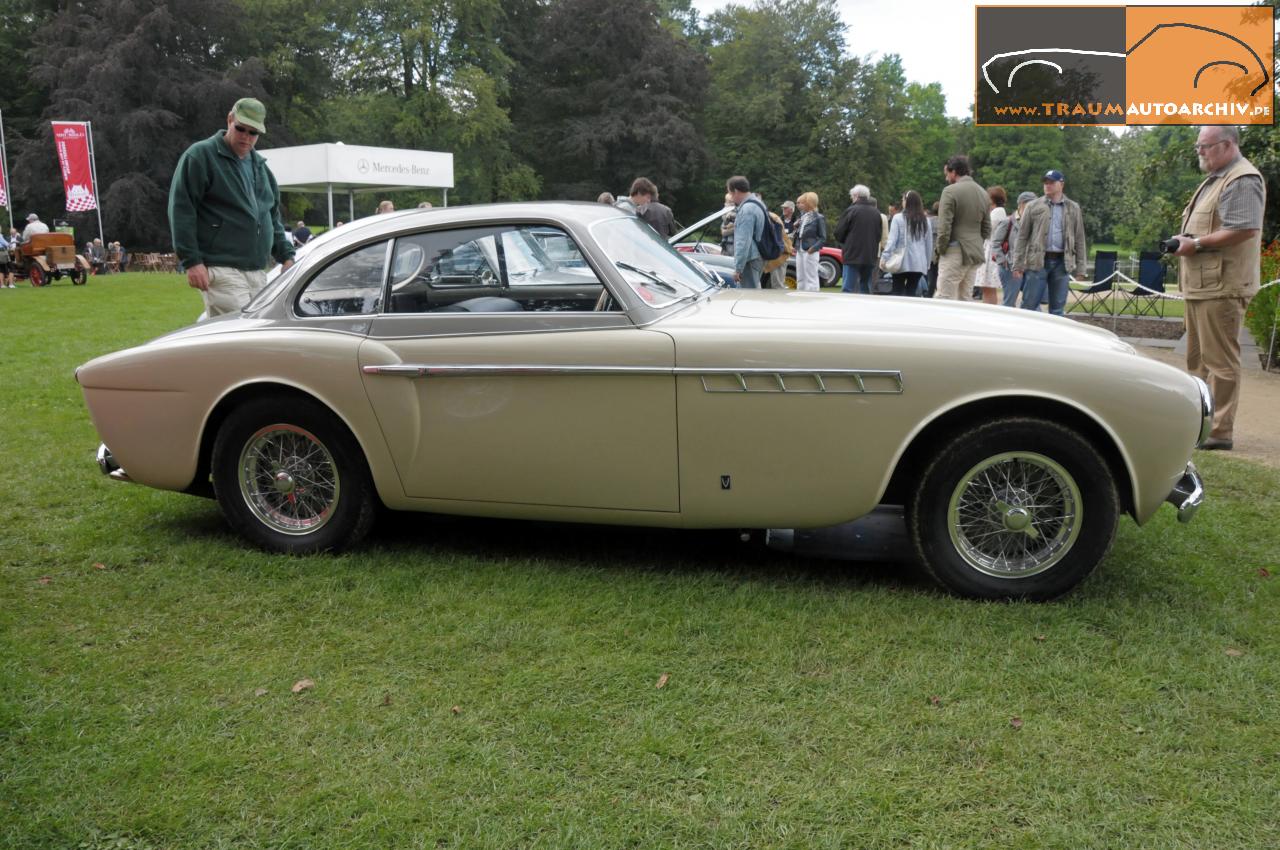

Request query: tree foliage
[
  {"left": 11, "top": 0, "right": 265, "bottom": 247},
  {"left": 508, "top": 0, "right": 708, "bottom": 208}
]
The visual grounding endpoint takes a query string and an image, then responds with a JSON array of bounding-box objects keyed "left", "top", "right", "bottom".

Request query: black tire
[
  {"left": 906, "top": 417, "right": 1119, "bottom": 601},
  {"left": 211, "top": 396, "right": 376, "bottom": 554},
  {"left": 71, "top": 265, "right": 87, "bottom": 285},
  {"left": 29, "top": 265, "right": 45, "bottom": 287}
]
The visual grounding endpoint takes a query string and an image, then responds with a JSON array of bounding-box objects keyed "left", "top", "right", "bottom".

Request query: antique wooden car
[
  {"left": 77, "top": 203, "right": 1209, "bottom": 600},
  {"left": 18, "top": 232, "right": 89, "bottom": 286}
]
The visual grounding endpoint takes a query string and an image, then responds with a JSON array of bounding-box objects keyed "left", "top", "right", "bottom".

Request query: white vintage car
[{"left": 77, "top": 203, "right": 1208, "bottom": 600}]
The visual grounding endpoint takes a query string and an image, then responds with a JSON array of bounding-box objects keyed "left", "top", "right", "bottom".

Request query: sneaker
[{"left": 1197, "top": 437, "right": 1233, "bottom": 451}]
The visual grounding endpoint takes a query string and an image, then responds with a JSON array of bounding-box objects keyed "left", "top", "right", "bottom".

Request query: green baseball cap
[{"left": 231, "top": 97, "right": 267, "bottom": 134}]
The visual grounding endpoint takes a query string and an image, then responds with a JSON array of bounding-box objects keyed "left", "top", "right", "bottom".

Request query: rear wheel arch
[
  {"left": 189, "top": 383, "right": 379, "bottom": 504},
  {"left": 881, "top": 395, "right": 1136, "bottom": 519}
]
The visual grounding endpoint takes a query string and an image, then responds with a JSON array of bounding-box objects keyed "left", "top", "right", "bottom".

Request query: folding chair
[
  {"left": 1068, "top": 250, "right": 1117, "bottom": 315},
  {"left": 1121, "top": 251, "right": 1167, "bottom": 317}
]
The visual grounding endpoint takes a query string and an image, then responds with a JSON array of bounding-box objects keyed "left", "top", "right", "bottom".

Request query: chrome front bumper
[
  {"left": 96, "top": 443, "right": 132, "bottom": 483},
  {"left": 1165, "top": 462, "right": 1204, "bottom": 523}
]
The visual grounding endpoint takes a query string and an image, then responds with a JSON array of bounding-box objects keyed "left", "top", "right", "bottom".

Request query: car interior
[{"left": 295, "top": 225, "right": 612, "bottom": 317}]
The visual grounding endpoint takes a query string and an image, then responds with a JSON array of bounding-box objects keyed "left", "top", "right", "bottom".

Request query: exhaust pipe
[{"left": 96, "top": 444, "right": 132, "bottom": 483}]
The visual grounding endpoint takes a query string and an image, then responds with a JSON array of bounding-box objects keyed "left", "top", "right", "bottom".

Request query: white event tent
[{"left": 258, "top": 143, "right": 454, "bottom": 226}]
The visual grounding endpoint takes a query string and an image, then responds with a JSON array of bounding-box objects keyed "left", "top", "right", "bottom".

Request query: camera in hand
[{"left": 1159, "top": 236, "right": 1186, "bottom": 254}]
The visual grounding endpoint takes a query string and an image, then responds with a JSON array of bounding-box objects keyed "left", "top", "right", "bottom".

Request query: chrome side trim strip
[
  {"left": 362, "top": 364, "right": 904, "bottom": 394},
  {"left": 363, "top": 364, "right": 672, "bottom": 377}
]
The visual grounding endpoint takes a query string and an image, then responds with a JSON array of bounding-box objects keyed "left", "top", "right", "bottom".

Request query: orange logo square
[{"left": 1126, "top": 6, "right": 1273, "bottom": 124}]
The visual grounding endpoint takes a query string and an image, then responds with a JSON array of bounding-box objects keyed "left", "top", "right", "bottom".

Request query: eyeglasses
[
  {"left": 233, "top": 123, "right": 260, "bottom": 137},
  {"left": 1193, "top": 139, "right": 1227, "bottom": 153}
]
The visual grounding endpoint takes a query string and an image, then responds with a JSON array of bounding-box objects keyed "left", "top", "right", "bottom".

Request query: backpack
[{"left": 745, "top": 198, "right": 784, "bottom": 260}]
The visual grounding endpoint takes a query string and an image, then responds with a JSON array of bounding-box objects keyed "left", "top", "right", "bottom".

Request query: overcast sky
[{"left": 688, "top": 0, "right": 1274, "bottom": 119}]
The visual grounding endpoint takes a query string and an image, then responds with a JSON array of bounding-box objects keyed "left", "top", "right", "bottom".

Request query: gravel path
[{"left": 1134, "top": 343, "right": 1280, "bottom": 469}]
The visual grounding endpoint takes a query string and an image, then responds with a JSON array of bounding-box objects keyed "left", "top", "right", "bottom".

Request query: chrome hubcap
[
  {"left": 947, "top": 452, "right": 1082, "bottom": 578},
  {"left": 238, "top": 425, "right": 339, "bottom": 535}
]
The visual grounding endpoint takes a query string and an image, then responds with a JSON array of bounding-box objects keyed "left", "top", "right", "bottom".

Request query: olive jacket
[{"left": 933, "top": 175, "right": 991, "bottom": 264}]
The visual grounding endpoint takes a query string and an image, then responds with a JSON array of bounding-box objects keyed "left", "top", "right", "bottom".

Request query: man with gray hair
[
  {"left": 1169, "top": 125, "right": 1265, "bottom": 451},
  {"left": 833, "top": 184, "right": 882, "bottom": 294}
]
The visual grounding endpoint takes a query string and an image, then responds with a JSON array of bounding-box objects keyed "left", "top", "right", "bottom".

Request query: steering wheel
[
  {"left": 475, "top": 267, "right": 497, "bottom": 288},
  {"left": 389, "top": 244, "right": 427, "bottom": 292},
  {"left": 593, "top": 287, "right": 614, "bottom": 311}
]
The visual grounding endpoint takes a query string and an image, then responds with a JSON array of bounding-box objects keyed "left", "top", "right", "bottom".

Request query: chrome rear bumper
[
  {"left": 96, "top": 443, "right": 132, "bottom": 483},
  {"left": 1165, "top": 462, "right": 1203, "bottom": 523}
]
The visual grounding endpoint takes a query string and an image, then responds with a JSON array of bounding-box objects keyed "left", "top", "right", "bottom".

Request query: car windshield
[{"left": 592, "top": 217, "right": 715, "bottom": 306}]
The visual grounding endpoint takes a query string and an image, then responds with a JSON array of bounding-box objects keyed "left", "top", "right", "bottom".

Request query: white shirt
[{"left": 22, "top": 221, "right": 50, "bottom": 242}]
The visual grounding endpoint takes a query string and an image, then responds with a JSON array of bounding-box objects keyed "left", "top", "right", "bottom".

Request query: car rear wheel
[
  {"left": 906, "top": 417, "right": 1119, "bottom": 601},
  {"left": 212, "top": 397, "right": 376, "bottom": 554},
  {"left": 818, "top": 257, "right": 839, "bottom": 286},
  {"left": 29, "top": 265, "right": 45, "bottom": 287}
]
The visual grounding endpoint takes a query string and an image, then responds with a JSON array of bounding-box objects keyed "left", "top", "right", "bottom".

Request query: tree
[
  {"left": 0, "top": 0, "right": 68, "bottom": 233},
  {"left": 1109, "top": 126, "right": 1201, "bottom": 252},
  {"left": 970, "top": 125, "right": 1121, "bottom": 245},
  {"left": 702, "top": 0, "right": 850, "bottom": 214},
  {"left": 11, "top": 0, "right": 266, "bottom": 248},
  {"left": 331, "top": 0, "right": 538, "bottom": 203},
  {"left": 510, "top": 0, "right": 709, "bottom": 209}
]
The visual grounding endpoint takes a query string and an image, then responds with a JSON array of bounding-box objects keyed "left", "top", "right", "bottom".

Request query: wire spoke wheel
[
  {"left": 238, "top": 424, "right": 340, "bottom": 535},
  {"left": 946, "top": 451, "right": 1082, "bottom": 578}
]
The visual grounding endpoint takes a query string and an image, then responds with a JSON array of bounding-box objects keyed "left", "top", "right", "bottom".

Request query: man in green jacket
[
  {"left": 933, "top": 155, "right": 991, "bottom": 301},
  {"left": 168, "top": 97, "right": 294, "bottom": 318}
]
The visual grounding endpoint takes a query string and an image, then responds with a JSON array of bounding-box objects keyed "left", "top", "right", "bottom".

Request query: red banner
[
  {"left": 0, "top": 162, "right": 7, "bottom": 208},
  {"left": 51, "top": 121, "right": 96, "bottom": 212}
]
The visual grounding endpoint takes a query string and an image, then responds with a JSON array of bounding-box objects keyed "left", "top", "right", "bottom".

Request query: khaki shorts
[{"left": 202, "top": 266, "right": 268, "bottom": 318}]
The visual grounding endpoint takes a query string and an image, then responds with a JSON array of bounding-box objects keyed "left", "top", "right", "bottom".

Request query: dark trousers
[{"left": 891, "top": 271, "right": 924, "bottom": 296}]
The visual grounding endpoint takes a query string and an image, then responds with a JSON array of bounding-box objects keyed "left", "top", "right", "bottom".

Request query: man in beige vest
[
  {"left": 933, "top": 155, "right": 991, "bottom": 301},
  {"left": 1170, "top": 125, "right": 1265, "bottom": 451}
]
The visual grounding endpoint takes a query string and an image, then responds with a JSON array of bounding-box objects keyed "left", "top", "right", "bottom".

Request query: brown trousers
[{"left": 1185, "top": 297, "right": 1249, "bottom": 440}]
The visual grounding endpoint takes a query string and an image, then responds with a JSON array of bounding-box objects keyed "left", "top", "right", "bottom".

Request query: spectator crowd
[{"left": 632, "top": 154, "right": 1095, "bottom": 315}]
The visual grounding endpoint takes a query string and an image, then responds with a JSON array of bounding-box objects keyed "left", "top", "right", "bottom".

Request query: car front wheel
[
  {"left": 906, "top": 417, "right": 1119, "bottom": 600},
  {"left": 211, "top": 397, "right": 376, "bottom": 554}
]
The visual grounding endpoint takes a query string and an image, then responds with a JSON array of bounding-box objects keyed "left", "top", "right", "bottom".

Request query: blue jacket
[
  {"left": 732, "top": 199, "right": 765, "bottom": 272},
  {"left": 881, "top": 213, "right": 933, "bottom": 275}
]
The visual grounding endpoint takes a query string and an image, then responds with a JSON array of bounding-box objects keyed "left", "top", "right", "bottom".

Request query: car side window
[
  {"left": 388, "top": 225, "right": 611, "bottom": 314},
  {"left": 296, "top": 241, "right": 386, "bottom": 317}
]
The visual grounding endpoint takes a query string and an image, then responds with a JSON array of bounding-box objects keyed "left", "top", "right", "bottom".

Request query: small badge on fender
[{"left": 720, "top": 475, "right": 731, "bottom": 490}]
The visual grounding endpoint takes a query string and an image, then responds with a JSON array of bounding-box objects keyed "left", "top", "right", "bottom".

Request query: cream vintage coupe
[{"left": 78, "top": 203, "right": 1208, "bottom": 600}]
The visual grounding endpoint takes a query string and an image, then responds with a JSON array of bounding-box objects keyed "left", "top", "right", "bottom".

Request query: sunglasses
[{"left": 233, "top": 123, "right": 260, "bottom": 137}]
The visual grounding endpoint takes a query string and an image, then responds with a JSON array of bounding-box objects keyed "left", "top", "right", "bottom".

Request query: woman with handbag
[
  {"left": 977, "top": 186, "right": 1008, "bottom": 304},
  {"left": 881, "top": 190, "right": 932, "bottom": 296},
  {"left": 793, "top": 192, "right": 826, "bottom": 292}
]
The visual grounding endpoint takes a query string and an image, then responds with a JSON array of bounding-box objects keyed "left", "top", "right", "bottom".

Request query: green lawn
[{"left": 2, "top": 276, "right": 1278, "bottom": 849}]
